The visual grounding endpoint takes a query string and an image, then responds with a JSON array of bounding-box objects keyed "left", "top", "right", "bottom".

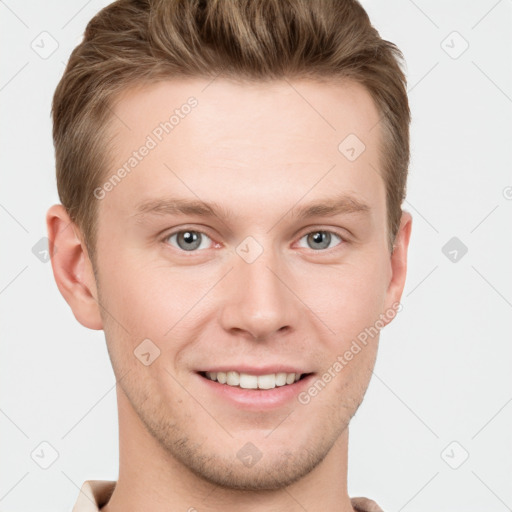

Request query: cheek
[
  {"left": 97, "top": 255, "right": 219, "bottom": 371},
  {"left": 296, "top": 255, "right": 389, "bottom": 340},
  {"left": 98, "top": 253, "right": 186, "bottom": 330}
]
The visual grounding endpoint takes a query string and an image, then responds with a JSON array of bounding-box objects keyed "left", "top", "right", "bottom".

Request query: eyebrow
[{"left": 132, "top": 194, "right": 371, "bottom": 221}]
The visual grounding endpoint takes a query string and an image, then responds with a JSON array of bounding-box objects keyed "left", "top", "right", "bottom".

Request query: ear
[
  {"left": 46, "top": 204, "right": 103, "bottom": 330},
  {"left": 382, "top": 210, "right": 412, "bottom": 321}
]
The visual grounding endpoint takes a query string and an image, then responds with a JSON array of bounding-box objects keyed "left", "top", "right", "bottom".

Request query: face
[{"left": 63, "top": 77, "right": 410, "bottom": 490}]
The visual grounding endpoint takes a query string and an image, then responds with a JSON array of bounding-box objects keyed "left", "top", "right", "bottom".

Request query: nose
[{"left": 218, "top": 244, "right": 297, "bottom": 341}]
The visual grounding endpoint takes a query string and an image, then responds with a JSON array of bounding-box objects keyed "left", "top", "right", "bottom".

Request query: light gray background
[{"left": 1, "top": 1, "right": 511, "bottom": 511}]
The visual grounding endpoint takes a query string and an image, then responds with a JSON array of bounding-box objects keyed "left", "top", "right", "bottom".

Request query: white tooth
[
  {"left": 239, "top": 372, "right": 258, "bottom": 389},
  {"left": 215, "top": 371, "right": 300, "bottom": 388},
  {"left": 258, "top": 374, "right": 276, "bottom": 389},
  {"left": 205, "top": 371, "right": 211, "bottom": 380},
  {"left": 286, "top": 373, "right": 296, "bottom": 385},
  {"left": 275, "top": 373, "right": 287, "bottom": 386},
  {"left": 226, "top": 371, "right": 240, "bottom": 386}
]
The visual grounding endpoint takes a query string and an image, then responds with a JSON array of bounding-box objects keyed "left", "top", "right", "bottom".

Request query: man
[{"left": 47, "top": 0, "right": 412, "bottom": 510}]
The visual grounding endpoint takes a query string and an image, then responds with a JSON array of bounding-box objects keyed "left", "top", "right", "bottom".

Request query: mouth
[
  {"left": 195, "top": 368, "right": 317, "bottom": 410},
  {"left": 197, "top": 370, "right": 313, "bottom": 390}
]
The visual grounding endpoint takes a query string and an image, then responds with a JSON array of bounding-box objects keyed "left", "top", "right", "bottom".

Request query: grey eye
[
  {"left": 168, "top": 230, "right": 211, "bottom": 251},
  {"left": 300, "top": 231, "right": 342, "bottom": 251}
]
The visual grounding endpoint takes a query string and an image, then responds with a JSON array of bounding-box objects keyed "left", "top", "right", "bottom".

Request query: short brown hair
[{"left": 52, "top": 0, "right": 410, "bottom": 264}]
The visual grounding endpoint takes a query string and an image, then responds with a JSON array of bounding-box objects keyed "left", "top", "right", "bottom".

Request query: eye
[
  {"left": 297, "top": 230, "right": 343, "bottom": 251},
  {"left": 165, "top": 230, "right": 213, "bottom": 252}
]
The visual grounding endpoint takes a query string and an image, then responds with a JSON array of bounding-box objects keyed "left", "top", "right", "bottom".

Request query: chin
[{"left": 178, "top": 448, "right": 328, "bottom": 491}]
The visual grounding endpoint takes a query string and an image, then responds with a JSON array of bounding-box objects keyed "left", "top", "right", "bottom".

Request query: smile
[{"left": 200, "top": 371, "right": 310, "bottom": 390}]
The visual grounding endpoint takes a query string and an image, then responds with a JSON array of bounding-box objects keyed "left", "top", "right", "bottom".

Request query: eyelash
[{"left": 161, "top": 227, "right": 347, "bottom": 254}]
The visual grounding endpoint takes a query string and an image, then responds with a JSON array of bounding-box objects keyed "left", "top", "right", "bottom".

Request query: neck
[{"left": 101, "top": 388, "right": 355, "bottom": 512}]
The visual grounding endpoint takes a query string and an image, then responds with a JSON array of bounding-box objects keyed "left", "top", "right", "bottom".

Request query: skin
[{"left": 47, "top": 77, "right": 412, "bottom": 512}]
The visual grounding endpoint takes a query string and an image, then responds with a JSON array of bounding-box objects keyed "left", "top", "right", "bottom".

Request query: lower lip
[{"left": 196, "top": 372, "right": 315, "bottom": 410}]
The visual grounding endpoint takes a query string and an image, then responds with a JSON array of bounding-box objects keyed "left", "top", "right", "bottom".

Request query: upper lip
[{"left": 197, "top": 365, "right": 312, "bottom": 376}]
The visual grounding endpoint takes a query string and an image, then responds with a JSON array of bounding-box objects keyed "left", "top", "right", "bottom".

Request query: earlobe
[
  {"left": 383, "top": 210, "right": 413, "bottom": 318},
  {"left": 46, "top": 204, "right": 103, "bottom": 330}
]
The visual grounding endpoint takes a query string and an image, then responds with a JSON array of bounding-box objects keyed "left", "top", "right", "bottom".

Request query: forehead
[
  {"left": 111, "top": 77, "right": 381, "bottom": 150},
  {"left": 102, "top": 77, "right": 385, "bottom": 222}
]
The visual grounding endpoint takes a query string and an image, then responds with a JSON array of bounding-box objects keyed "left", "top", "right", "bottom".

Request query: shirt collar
[
  {"left": 72, "top": 480, "right": 116, "bottom": 512},
  {"left": 72, "top": 479, "right": 383, "bottom": 512}
]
